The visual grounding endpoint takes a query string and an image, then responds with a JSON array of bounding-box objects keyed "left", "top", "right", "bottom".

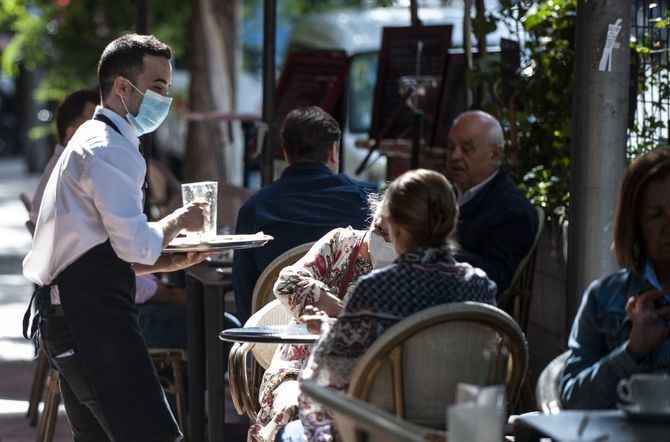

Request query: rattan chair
[
  {"left": 228, "top": 241, "right": 314, "bottom": 419},
  {"left": 302, "top": 380, "right": 447, "bottom": 442},
  {"left": 228, "top": 299, "right": 293, "bottom": 419},
  {"left": 250, "top": 241, "right": 315, "bottom": 313},
  {"left": 497, "top": 206, "right": 545, "bottom": 333},
  {"left": 535, "top": 351, "right": 569, "bottom": 415},
  {"left": 345, "top": 302, "right": 528, "bottom": 438}
]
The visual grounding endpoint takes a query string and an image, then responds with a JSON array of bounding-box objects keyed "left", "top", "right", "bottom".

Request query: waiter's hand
[
  {"left": 175, "top": 202, "right": 208, "bottom": 232},
  {"left": 158, "top": 202, "right": 208, "bottom": 248},
  {"left": 135, "top": 251, "right": 216, "bottom": 275},
  {"left": 166, "top": 251, "right": 216, "bottom": 271}
]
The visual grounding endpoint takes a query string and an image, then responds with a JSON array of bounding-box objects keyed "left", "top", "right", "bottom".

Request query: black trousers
[{"left": 39, "top": 241, "right": 182, "bottom": 442}]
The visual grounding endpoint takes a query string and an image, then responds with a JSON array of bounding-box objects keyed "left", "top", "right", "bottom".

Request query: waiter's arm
[{"left": 134, "top": 251, "right": 213, "bottom": 274}]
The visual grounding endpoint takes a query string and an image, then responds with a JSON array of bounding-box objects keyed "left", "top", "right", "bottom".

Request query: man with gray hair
[{"left": 446, "top": 110, "right": 539, "bottom": 295}]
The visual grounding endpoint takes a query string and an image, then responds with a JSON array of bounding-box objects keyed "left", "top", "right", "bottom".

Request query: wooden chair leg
[
  {"left": 27, "top": 351, "right": 50, "bottom": 427},
  {"left": 172, "top": 357, "right": 189, "bottom": 442},
  {"left": 36, "top": 369, "right": 61, "bottom": 442}
]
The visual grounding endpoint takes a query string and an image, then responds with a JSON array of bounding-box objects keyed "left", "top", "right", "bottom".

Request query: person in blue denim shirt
[{"left": 560, "top": 147, "right": 670, "bottom": 409}]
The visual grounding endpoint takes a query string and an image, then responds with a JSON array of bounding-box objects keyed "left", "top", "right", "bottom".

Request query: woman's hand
[
  {"left": 299, "top": 305, "right": 331, "bottom": 334},
  {"left": 625, "top": 290, "right": 670, "bottom": 362}
]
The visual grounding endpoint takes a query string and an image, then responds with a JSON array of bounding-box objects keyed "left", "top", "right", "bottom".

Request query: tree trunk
[{"left": 184, "top": 0, "right": 238, "bottom": 183}]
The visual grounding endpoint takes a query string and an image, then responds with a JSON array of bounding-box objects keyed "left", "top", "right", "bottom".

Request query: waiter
[{"left": 23, "top": 34, "right": 206, "bottom": 441}]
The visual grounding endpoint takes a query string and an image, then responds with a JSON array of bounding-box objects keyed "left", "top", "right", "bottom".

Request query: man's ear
[
  {"left": 63, "top": 126, "right": 77, "bottom": 146},
  {"left": 329, "top": 142, "right": 339, "bottom": 164},
  {"left": 113, "top": 75, "right": 130, "bottom": 99},
  {"left": 282, "top": 148, "right": 290, "bottom": 164},
  {"left": 491, "top": 144, "right": 504, "bottom": 165}
]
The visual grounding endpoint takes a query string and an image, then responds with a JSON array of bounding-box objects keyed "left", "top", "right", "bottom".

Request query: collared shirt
[
  {"left": 455, "top": 168, "right": 498, "bottom": 206},
  {"left": 30, "top": 144, "right": 65, "bottom": 224},
  {"left": 23, "top": 106, "right": 163, "bottom": 301}
]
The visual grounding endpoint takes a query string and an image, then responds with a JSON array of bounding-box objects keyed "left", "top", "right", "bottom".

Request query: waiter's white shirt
[
  {"left": 30, "top": 144, "right": 65, "bottom": 224},
  {"left": 23, "top": 106, "right": 163, "bottom": 302}
]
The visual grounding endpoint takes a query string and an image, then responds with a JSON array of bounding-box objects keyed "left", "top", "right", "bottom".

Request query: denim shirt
[{"left": 559, "top": 268, "right": 670, "bottom": 409}]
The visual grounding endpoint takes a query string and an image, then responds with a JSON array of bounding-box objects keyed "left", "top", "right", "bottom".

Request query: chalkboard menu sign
[
  {"left": 369, "top": 25, "right": 453, "bottom": 141},
  {"left": 274, "top": 50, "right": 351, "bottom": 156}
]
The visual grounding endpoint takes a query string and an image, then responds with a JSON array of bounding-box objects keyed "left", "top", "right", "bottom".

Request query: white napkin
[{"left": 447, "top": 383, "right": 506, "bottom": 442}]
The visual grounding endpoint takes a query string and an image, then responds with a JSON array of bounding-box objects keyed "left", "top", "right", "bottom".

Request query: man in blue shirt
[{"left": 233, "top": 106, "right": 377, "bottom": 321}]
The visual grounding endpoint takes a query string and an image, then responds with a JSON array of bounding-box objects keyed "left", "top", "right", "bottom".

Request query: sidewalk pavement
[{"left": 0, "top": 156, "right": 71, "bottom": 441}]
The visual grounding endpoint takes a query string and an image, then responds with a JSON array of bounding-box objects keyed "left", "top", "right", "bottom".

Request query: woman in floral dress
[{"left": 248, "top": 196, "right": 396, "bottom": 441}]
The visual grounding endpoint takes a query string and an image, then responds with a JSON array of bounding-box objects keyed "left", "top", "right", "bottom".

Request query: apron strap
[
  {"left": 22, "top": 284, "right": 53, "bottom": 356},
  {"left": 337, "top": 231, "right": 366, "bottom": 298},
  {"left": 94, "top": 113, "right": 149, "bottom": 206}
]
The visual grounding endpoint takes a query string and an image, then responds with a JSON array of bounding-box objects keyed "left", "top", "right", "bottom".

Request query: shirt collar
[
  {"left": 643, "top": 260, "right": 663, "bottom": 291},
  {"left": 95, "top": 106, "right": 140, "bottom": 150},
  {"left": 281, "top": 162, "right": 334, "bottom": 178},
  {"left": 455, "top": 168, "right": 499, "bottom": 206}
]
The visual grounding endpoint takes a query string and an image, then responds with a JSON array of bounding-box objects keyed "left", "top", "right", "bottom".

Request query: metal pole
[
  {"left": 567, "top": 0, "right": 630, "bottom": 334},
  {"left": 463, "top": 0, "right": 473, "bottom": 108},
  {"left": 261, "top": 0, "right": 276, "bottom": 186}
]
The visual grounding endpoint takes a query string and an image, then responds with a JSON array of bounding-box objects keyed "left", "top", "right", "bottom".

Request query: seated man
[
  {"left": 30, "top": 88, "right": 187, "bottom": 350},
  {"left": 446, "top": 110, "right": 539, "bottom": 295},
  {"left": 233, "top": 106, "right": 377, "bottom": 321},
  {"left": 30, "top": 88, "right": 99, "bottom": 224}
]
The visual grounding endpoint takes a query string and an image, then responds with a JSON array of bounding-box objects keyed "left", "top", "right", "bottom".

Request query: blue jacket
[
  {"left": 233, "top": 163, "right": 376, "bottom": 321},
  {"left": 454, "top": 168, "right": 538, "bottom": 294},
  {"left": 559, "top": 269, "right": 670, "bottom": 409}
]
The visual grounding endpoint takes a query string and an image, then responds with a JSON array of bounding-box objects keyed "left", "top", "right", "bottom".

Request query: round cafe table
[{"left": 219, "top": 324, "right": 320, "bottom": 345}]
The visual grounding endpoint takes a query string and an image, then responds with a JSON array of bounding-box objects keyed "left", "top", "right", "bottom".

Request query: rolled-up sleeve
[{"left": 87, "top": 148, "right": 163, "bottom": 265}]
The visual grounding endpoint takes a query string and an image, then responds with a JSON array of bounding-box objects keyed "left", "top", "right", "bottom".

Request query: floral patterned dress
[
  {"left": 248, "top": 227, "right": 372, "bottom": 441},
  {"left": 299, "top": 246, "right": 497, "bottom": 441}
]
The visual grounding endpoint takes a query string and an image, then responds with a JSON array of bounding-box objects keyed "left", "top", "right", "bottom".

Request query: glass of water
[{"left": 181, "top": 181, "right": 218, "bottom": 241}]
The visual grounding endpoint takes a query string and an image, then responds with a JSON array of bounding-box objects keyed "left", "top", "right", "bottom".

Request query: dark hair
[
  {"left": 280, "top": 106, "right": 341, "bottom": 164},
  {"left": 55, "top": 88, "right": 100, "bottom": 145},
  {"left": 97, "top": 34, "right": 172, "bottom": 100},
  {"left": 382, "top": 169, "right": 458, "bottom": 248},
  {"left": 614, "top": 146, "right": 670, "bottom": 273}
]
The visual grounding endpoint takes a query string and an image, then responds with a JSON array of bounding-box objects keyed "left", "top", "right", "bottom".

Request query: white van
[{"left": 286, "top": 2, "right": 513, "bottom": 181}]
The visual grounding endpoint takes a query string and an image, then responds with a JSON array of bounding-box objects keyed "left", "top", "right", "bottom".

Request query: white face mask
[{"left": 369, "top": 231, "right": 397, "bottom": 269}]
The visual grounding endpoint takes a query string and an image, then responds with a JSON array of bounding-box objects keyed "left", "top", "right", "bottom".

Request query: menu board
[
  {"left": 274, "top": 50, "right": 351, "bottom": 156},
  {"left": 369, "top": 25, "right": 453, "bottom": 141}
]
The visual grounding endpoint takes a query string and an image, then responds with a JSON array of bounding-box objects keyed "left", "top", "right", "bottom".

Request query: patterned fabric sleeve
[{"left": 273, "top": 227, "right": 360, "bottom": 317}]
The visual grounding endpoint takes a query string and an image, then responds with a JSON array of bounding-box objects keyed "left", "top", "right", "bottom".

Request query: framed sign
[
  {"left": 369, "top": 25, "right": 453, "bottom": 141},
  {"left": 274, "top": 50, "right": 351, "bottom": 156}
]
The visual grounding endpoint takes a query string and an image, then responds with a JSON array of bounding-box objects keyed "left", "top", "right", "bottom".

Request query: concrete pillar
[{"left": 567, "top": 0, "right": 631, "bottom": 333}]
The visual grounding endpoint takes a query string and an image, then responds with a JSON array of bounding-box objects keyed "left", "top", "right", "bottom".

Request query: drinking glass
[{"left": 181, "top": 181, "right": 218, "bottom": 241}]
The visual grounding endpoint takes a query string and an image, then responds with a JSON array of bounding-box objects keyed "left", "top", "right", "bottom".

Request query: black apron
[{"left": 27, "top": 113, "right": 181, "bottom": 441}]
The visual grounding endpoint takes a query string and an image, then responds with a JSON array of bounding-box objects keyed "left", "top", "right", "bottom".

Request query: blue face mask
[{"left": 119, "top": 79, "right": 172, "bottom": 135}]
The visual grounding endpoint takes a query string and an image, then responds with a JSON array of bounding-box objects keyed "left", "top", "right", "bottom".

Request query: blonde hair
[{"left": 382, "top": 169, "right": 458, "bottom": 248}]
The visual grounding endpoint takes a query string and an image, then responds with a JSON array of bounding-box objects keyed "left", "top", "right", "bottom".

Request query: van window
[{"left": 348, "top": 52, "right": 378, "bottom": 134}]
